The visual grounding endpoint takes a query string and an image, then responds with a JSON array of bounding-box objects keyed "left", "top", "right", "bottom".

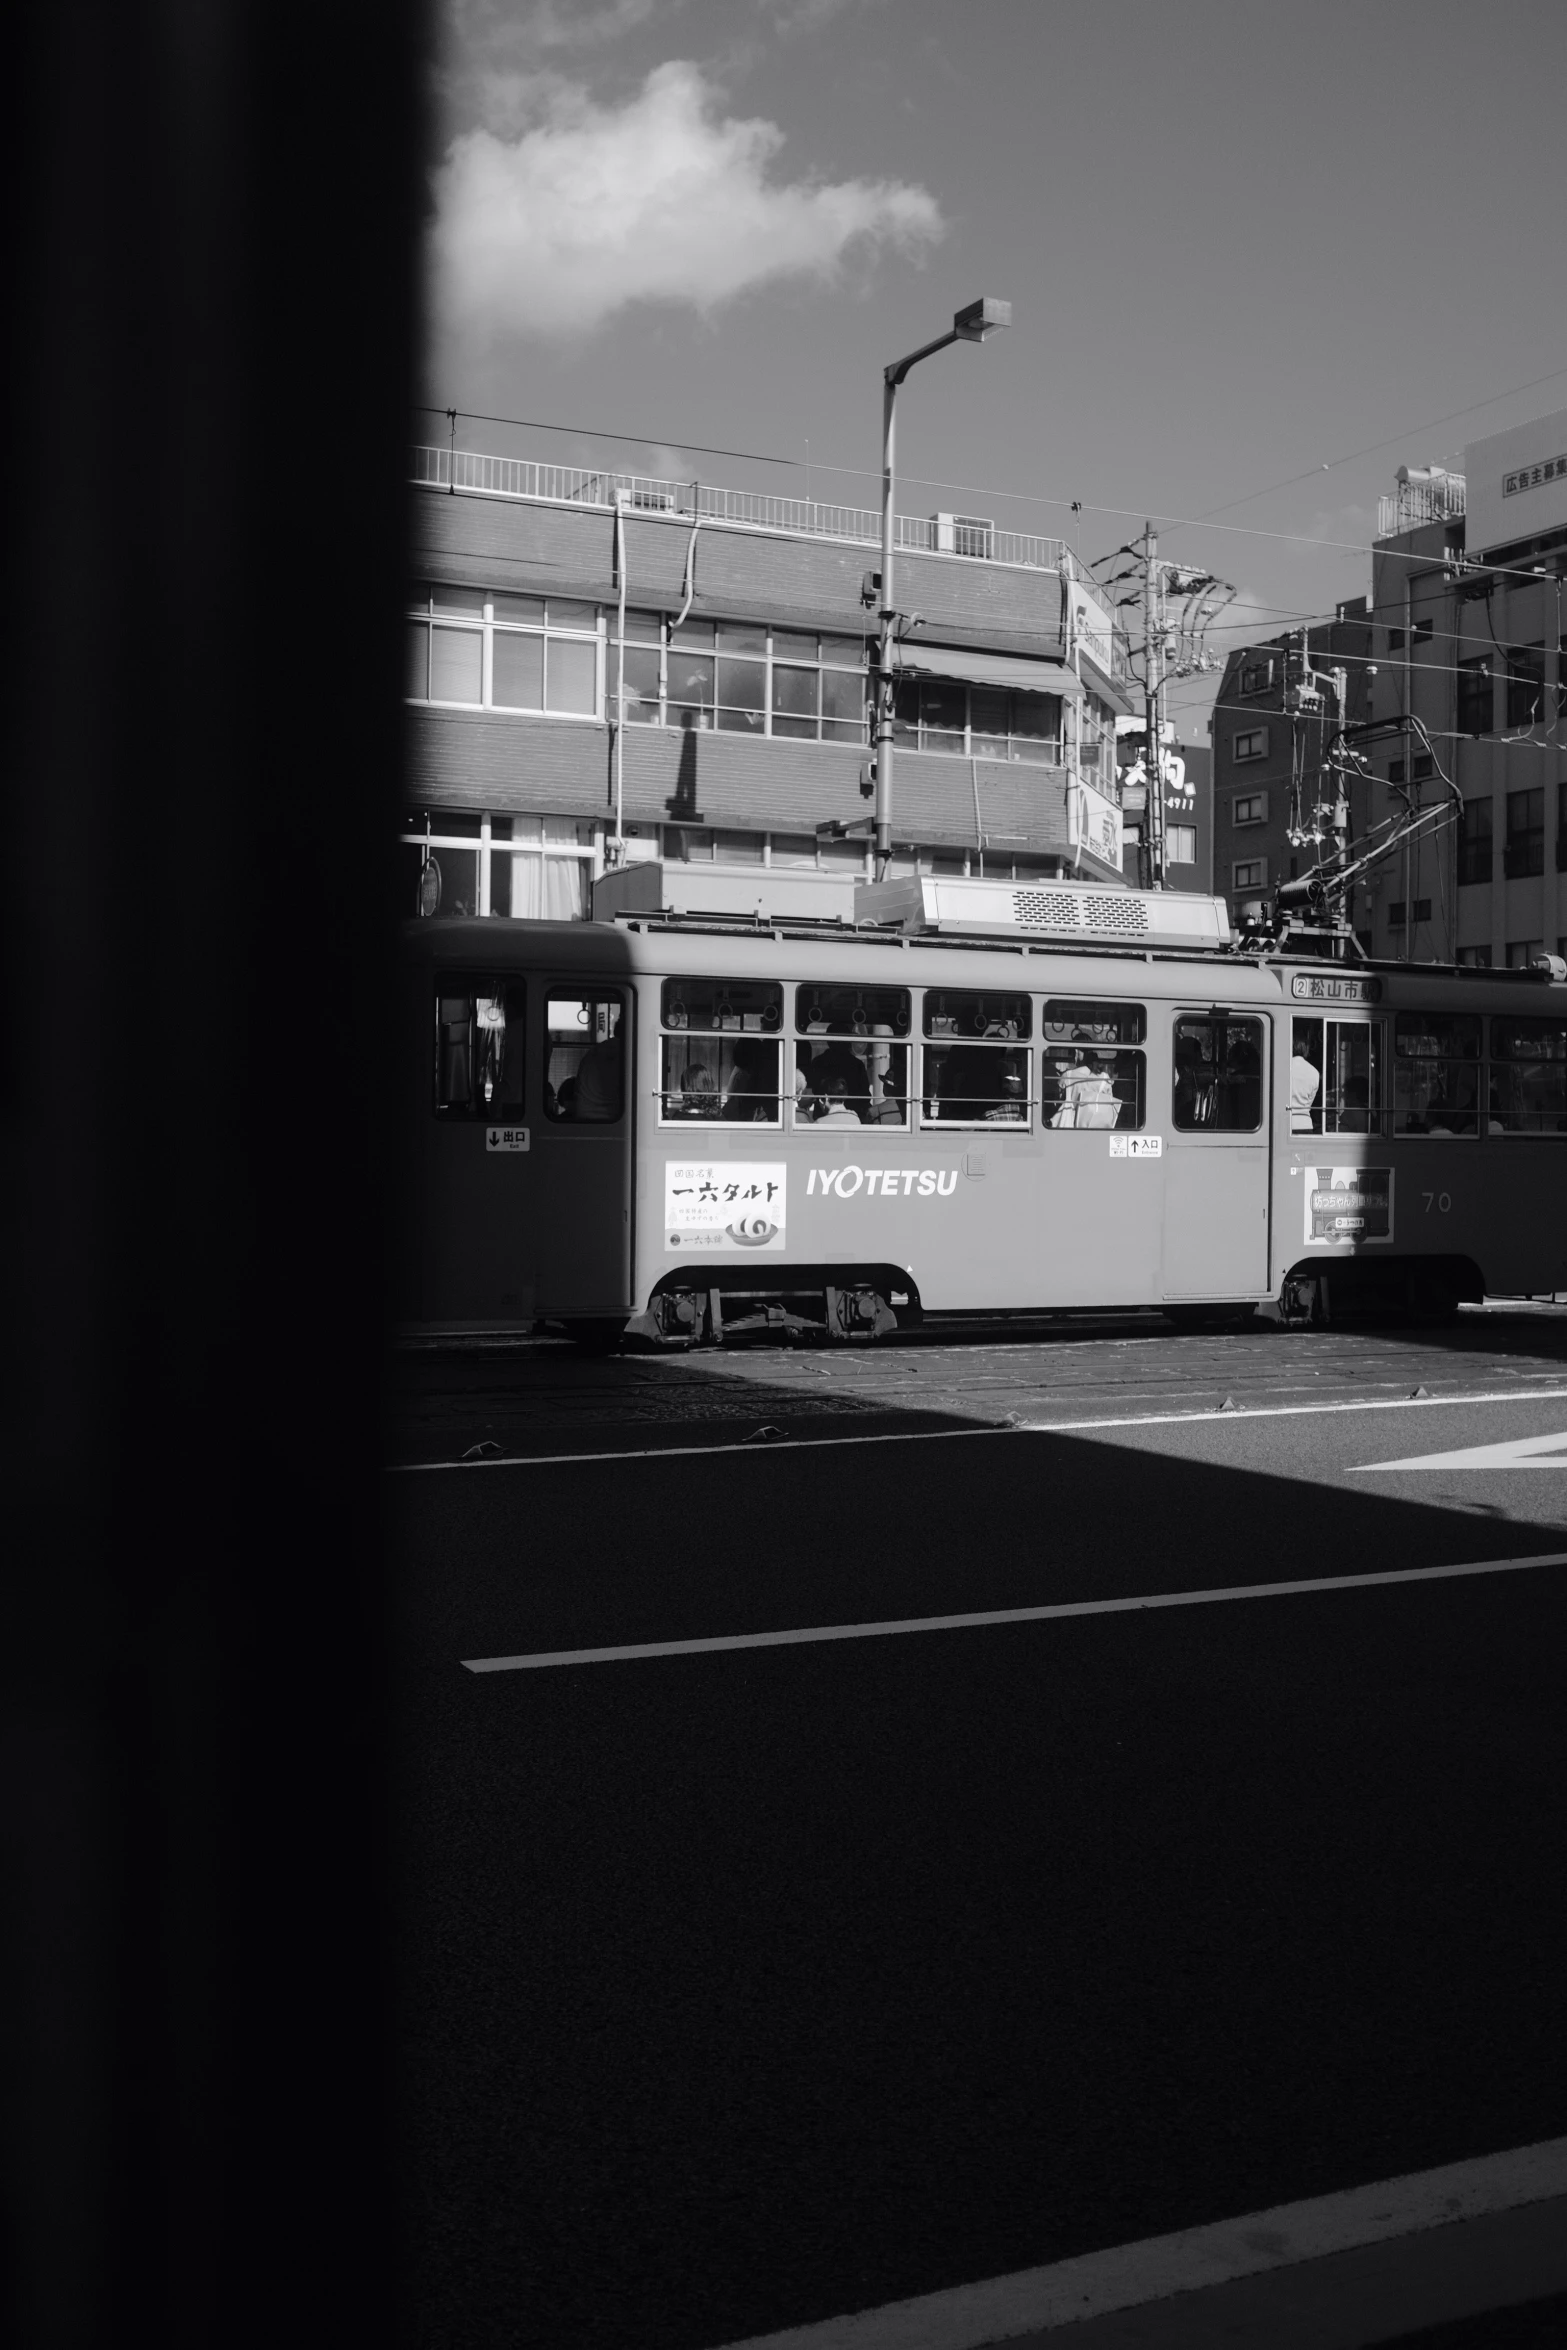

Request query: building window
[
  {"left": 406, "top": 586, "right": 602, "bottom": 718},
  {"left": 1412, "top": 616, "right": 1434, "bottom": 643},
  {"left": 1387, "top": 900, "right": 1432, "bottom": 928},
  {"left": 1167, "top": 823, "right": 1197, "bottom": 865},
  {"left": 1233, "top": 857, "right": 1267, "bottom": 892},
  {"left": 1238, "top": 657, "right": 1273, "bottom": 695},
  {"left": 1456, "top": 797, "right": 1493, "bottom": 885},
  {"left": 1232, "top": 727, "right": 1268, "bottom": 762},
  {"left": 611, "top": 616, "right": 872, "bottom": 746},
  {"left": 1387, "top": 627, "right": 1406, "bottom": 652},
  {"left": 1457, "top": 656, "right": 1492, "bottom": 737},
  {"left": 1232, "top": 791, "right": 1268, "bottom": 826},
  {"left": 1388, "top": 759, "right": 1406, "bottom": 784},
  {"left": 1506, "top": 644, "right": 1546, "bottom": 731},
  {"left": 1504, "top": 787, "right": 1545, "bottom": 878},
  {"left": 1412, "top": 753, "right": 1434, "bottom": 781},
  {"left": 1456, "top": 946, "right": 1493, "bottom": 968},
  {"left": 401, "top": 813, "right": 594, "bottom": 921},
  {"left": 1506, "top": 940, "right": 1543, "bottom": 970},
  {"left": 891, "top": 676, "right": 1065, "bottom": 763}
]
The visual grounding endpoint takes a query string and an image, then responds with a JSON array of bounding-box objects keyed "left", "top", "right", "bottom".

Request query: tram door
[
  {"left": 1162, "top": 1011, "right": 1272, "bottom": 1298},
  {"left": 531, "top": 984, "right": 633, "bottom": 1315}
]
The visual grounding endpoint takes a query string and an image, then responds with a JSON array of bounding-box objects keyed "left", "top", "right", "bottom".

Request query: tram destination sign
[{"left": 1290, "top": 972, "right": 1382, "bottom": 1005}]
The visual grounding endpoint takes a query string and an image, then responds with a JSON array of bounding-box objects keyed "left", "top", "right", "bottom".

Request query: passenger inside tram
[
  {"left": 1290, "top": 1022, "right": 1322, "bottom": 1133},
  {"left": 813, "top": 1069, "right": 865, "bottom": 1127},
  {"left": 722, "top": 1042, "right": 778, "bottom": 1122}
]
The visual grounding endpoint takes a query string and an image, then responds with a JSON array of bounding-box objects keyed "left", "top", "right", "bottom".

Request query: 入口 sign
[
  {"left": 665, "top": 1162, "right": 786, "bottom": 1252},
  {"left": 1109, "top": 1134, "right": 1162, "bottom": 1158}
]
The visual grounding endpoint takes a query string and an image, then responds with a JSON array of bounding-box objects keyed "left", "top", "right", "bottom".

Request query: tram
[{"left": 395, "top": 872, "right": 1567, "bottom": 1345}]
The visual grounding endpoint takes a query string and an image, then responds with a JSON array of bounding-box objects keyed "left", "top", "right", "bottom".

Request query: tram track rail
[{"left": 388, "top": 1305, "right": 1567, "bottom": 1468}]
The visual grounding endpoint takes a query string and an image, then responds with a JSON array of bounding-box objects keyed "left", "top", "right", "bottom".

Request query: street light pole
[{"left": 873, "top": 296, "right": 1011, "bottom": 877}]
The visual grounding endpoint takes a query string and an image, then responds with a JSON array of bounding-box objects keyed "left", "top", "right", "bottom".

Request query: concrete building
[
  {"left": 1364, "top": 407, "right": 1567, "bottom": 967},
  {"left": 402, "top": 439, "right": 1134, "bottom": 920},
  {"left": 1208, "top": 603, "right": 1376, "bottom": 938}
]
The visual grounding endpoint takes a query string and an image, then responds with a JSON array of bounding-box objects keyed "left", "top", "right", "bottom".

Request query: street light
[{"left": 872, "top": 296, "right": 1011, "bottom": 875}]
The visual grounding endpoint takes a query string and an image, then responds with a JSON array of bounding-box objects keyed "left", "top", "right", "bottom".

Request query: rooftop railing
[
  {"left": 1377, "top": 473, "right": 1467, "bottom": 538},
  {"left": 410, "top": 443, "right": 1068, "bottom": 574}
]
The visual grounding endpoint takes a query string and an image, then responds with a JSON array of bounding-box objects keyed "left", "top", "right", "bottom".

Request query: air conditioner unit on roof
[
  {"left": 934, "top": 512, "right": 996, "bottom": 558},
  {"left": 855, "top": 874, "right": 1231, "bottom": 951}
]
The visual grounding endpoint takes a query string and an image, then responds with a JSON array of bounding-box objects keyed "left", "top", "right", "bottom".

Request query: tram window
[
  {"left": 659, "top": 977, "right": 782, "bottom": 1125},
  {"left": 434, "top": 976, "right": 525, "bottom": 1119},
  {"left": 1487, "top": 1016, "right": 1567, "bottom": 1133},
  {"left": 1291, "top": 1018, "right": 1382, "bottom": 1135},
  {"left": 794, "top": 984, "right": 910, "bottom": 1128},
  {"left": 545, "top": 993, "right": 624, "bottom": 1123},
  {"left": 1172, "top": 1017, "right": 1264, "bottom": 1131},
  {"left": 921, "top": 1042, "right": 1030, "bottom": 1126},
  {"left": 1393, "top": 1012, "right": 1480, "bottom": 1136},
  {"left": 1040, "top": 999, "right": 1145, "bottom": 1046},
  {"left": 923, "top": 989, "right": 1032, "bottom": 1040},
  {"left": 661, "top": 978, "right": 782, "bottom": 1032},
  {"left": 1039, "top": 1000, "right": 1145, "bottom": 1131}
]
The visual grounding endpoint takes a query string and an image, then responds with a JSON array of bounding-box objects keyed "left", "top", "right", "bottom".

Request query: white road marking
[
  {"left": 1351, "top": 1429, "right": 1567, "bottom": 1472},
  {"left": 461, "top": 1550, "right": 1567, "bottom": 1674},
  {"left": 391, "top": 1384, "right": 1567, "bottom": 1474},
  {"left": 704, "top": 2137, "right": 1567, "bottom": 2350}
]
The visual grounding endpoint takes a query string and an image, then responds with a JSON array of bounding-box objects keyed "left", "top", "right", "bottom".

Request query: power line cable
[{"left": 1169, "top": 359, "right": 1567, "bottom": 527}]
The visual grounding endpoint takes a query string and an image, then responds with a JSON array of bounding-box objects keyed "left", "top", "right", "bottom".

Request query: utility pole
[{"left": 1141, "top": 523, "right": 1165, "bottom": 890}]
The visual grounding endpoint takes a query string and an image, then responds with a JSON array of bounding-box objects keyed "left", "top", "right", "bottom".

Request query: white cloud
[{"left": 429, "top": 59, "right": 943, "bottom": 342}]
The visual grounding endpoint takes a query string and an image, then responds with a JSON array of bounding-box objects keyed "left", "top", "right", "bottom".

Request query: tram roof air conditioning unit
[
  {"left": 854, "top": 875, "right": 1232, "bottom": 952},
  {"left": 593, "top": 858, "right": 858, "bottom": 926}
]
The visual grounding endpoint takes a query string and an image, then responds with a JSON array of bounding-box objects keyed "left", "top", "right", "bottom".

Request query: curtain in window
[{"left": 511, "top": 855, "right": 586, "bottom": 920}]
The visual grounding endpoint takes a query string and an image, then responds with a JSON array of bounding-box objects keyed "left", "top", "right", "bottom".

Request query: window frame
[
  {"left": 793, "top": 984, "right": 912, "bottom": 1131},
  {"left": 1038, "top": 999, "right": 1147, "bottom": 1133},
  {"left": 1171, "top": 1014, "right": 1266, "bottom": 1134},
  {"left": 406, "top": 586, "right": 604, "bottom": 721},
  {"left": 432, "top": 972, "right": 527, "bottom": 1122},
  {"left": 656, "top": 977, "right": 785, "bottom": 1129},
  {"left": 542, "top": 988, "right": 627, "bottom": 1125},
  {"left": 1232, "top": 726, "right": 1269, "bottom": 763},
  {"left": 1391, "top": 1011, "right": 1481, "bottom": 1139}
]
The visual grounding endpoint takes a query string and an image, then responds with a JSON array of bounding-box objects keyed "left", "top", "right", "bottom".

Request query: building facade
[
  {"left": 402, "top": 442, "right": 1134, "bottom": 920},
  {"left": 1209, "top": 603, "right": 1375, "bottom": 938},
  {"left": 1115, "top": 727, "right": 1213, "bottom": 893},
  {"left": 1363, "top": 407, "right": 1567, "bottom": 968}
]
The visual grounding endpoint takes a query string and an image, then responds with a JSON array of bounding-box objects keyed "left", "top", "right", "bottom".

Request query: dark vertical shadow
[
  {"left": 3, "top": 6, "right": 418, "bottom": 2344},
  {"left": 665, "top": 710, "right": 702, "bottom": 824}
]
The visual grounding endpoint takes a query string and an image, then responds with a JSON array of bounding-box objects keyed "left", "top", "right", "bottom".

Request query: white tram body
[{"left": 397, "top": 879, "right": 1567, "bottom": 1342}]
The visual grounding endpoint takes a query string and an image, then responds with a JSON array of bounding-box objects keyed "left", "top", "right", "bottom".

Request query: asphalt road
[{"left": 393, "top": 1316, "right": 1567, "bottom": 2350}]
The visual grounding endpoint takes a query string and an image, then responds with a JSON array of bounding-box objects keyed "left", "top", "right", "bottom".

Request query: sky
[{"left": 420, "top": 0, "right": 1567, "bottom": 735}]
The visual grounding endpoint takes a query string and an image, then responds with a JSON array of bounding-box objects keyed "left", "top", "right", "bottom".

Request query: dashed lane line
[
  {"left": 461, "top": 1549, "right": 1567, "bottom": 1674},
  {"left": 390, "top": 1383, "right": 1567, "bottom": 1473},
  {"left": 705, "top": 2136, "right": 1567, "bottom": 2349}
]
